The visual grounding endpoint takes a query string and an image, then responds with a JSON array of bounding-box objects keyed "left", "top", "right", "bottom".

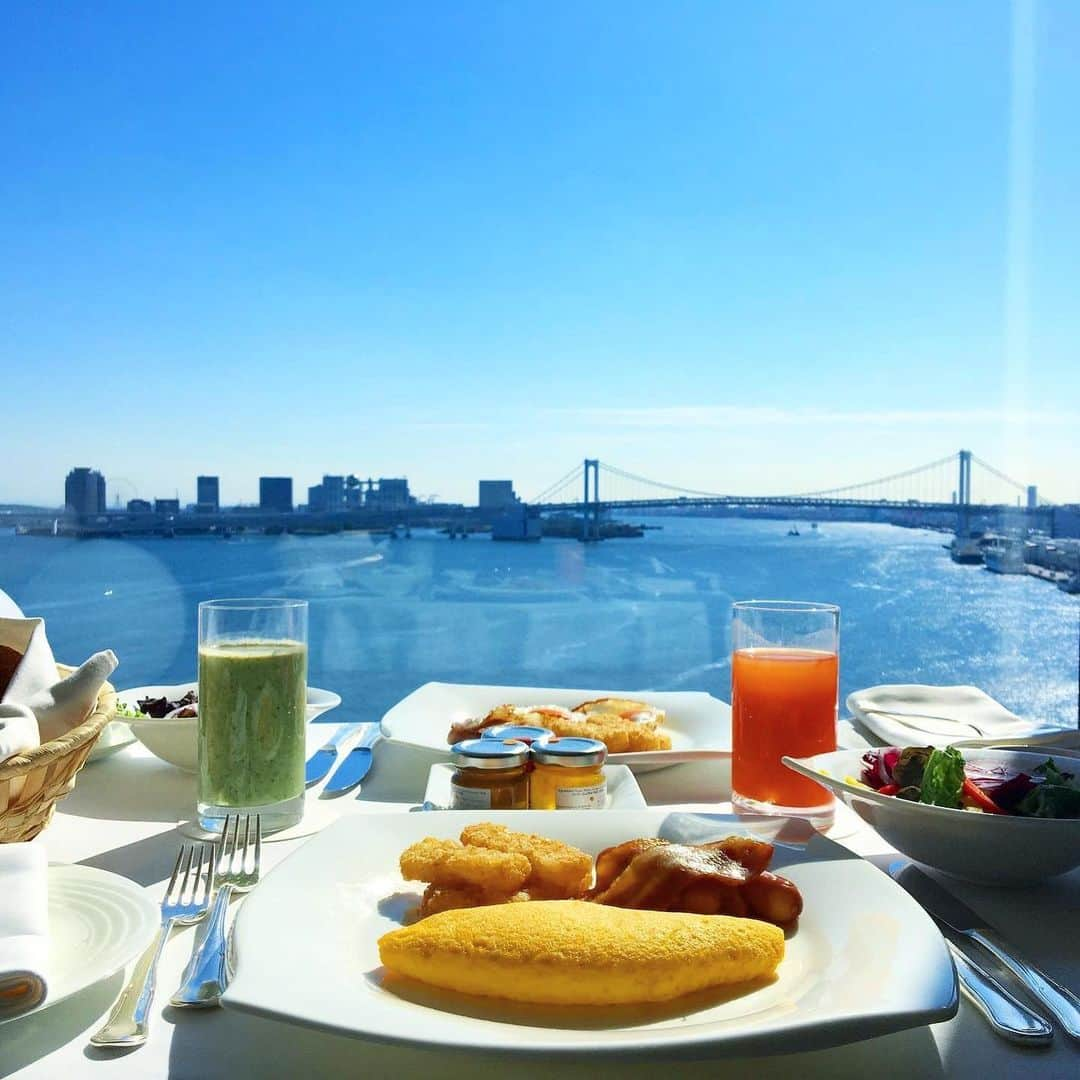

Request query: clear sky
[{"left": 2, "top": 1, "right": 1077, "bottom": 507}]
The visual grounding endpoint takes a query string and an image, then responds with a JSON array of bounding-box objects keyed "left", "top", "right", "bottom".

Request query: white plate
[
  {"left": 381, "top": 682, "right": 731, "bottom": 772},
  {"left": 223, "top": 809, "right": 957, "bottom": 1056},
  {"left": 783, "top": 748, "right": 1080, "bottom": 885},
  {"left": 87, "top": 720, "right": 137, "bottom": 762},
  {"left": 115, "top": 681, "right": 342, "bottom": 772},
  {"left": 423, "top": 763, "right": 647, "bottom": 810},
  {"left": 0, "top": 864, "right": 158, "bottom": 1025}
]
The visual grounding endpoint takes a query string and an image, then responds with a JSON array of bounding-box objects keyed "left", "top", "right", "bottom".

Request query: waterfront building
[
  {"left": 479, "top": 480, "right": 519, "bottom": 509},
  {"left": 322, "top": 475, "right": 345, "bottom": 511},
  {"left": 196, "top": 475, "right": 220, "bottom": 512},
  {"left": 154, "top": 498, "right": 180, "bottom": 514},
  {"left": 126, "top": 498, "right": 152, "bottom": 513},
  {"left": 64, "top": 467, "right": 106, "bottom": 516},
  {"left": 492, "top": 504, "right": 542, "bottom": 541},
  {"left": 260, "top": 476, "right": 293, "bottom": 512},
  {"left": 307, "top": 483, "right": 325, "bottom": 512},
  {"left": 365, "top": 478, "right": 413, "bottom": 509}
]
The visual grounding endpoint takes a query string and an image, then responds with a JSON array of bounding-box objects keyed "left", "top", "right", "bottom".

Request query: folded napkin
[
  {"left": 0, "top": 842, "right": 48, "bottom": 1019},
  {"left": 0, "top": 614, "right": 118, "bottom": 761},
  {"left": 846, "top": 684, "right": 1042, "bottom": 747}
]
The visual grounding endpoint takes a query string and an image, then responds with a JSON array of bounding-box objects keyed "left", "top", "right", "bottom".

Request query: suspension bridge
[{"left": 527, "top": 450, "right": 1051, "bottom": 540}]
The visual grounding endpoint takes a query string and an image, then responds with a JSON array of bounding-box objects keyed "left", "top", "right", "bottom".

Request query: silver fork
[
  {"left": 171, "top": 814, "right": 261, "bottom": 1008},
  {"left": 91, "top": 843, "right": 214, "bottom": 1048}
]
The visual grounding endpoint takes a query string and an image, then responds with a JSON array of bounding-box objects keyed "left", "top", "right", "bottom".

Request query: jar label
[
  {"left": 450, "top": 783, "right": 492, "bottom": 809},
  {"left": 555, "top": 781, "right": 607, "bottom": 809}
]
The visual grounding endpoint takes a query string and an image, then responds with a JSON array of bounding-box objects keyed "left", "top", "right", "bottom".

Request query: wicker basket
[{"left": 0, "top": 664, "right": 115, "bottom": 843}]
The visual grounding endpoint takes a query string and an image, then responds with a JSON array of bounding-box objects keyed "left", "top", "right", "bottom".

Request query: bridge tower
[
  {"left": 582, "top": 459, "right": 601, "bottom": 542},
  {"left": 956, "top": 449, "right": 973, "bottom": 535}
]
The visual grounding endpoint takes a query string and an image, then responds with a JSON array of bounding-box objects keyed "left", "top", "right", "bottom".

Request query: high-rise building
[
  {"left": 64, "top": 467, "right": 106, "bottom": 516},
  {"left": 196, "top": 476, "right": 220, "bottom": 511},
  {"left": 478, "top": 480, "right": 519, "bottom": 509},
  {"left": 365, "top": 478, "right": 413, "bottom": 509},
  {"left": 307, "top": 484, "right": 325, "bottom": 512},
  {"left": 259, "top": 477, "right": 293, "bottom": 512},
  {"left": 322, "top": 475, "right": 345, "bottom": 511}
]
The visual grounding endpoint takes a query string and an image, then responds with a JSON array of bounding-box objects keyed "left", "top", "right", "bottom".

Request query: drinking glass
[
  {"left": 197, "top": 598, "right": 308, "bottom": 834},
  {"left": 731, "top": 600, "right": 839, "bottom": 826}
]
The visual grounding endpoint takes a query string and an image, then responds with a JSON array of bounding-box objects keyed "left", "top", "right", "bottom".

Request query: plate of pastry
[
  {"left": 380, "top": 682, "right": 732, "bottom": 772},
  {"left": 222, "top": 809, "right": 957, "bottom": 1056}
]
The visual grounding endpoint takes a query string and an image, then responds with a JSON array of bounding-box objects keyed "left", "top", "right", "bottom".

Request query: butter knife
[
  {"left": 305, "top": 722, "right": 364, "bottom": 787},
  {"left": 948, "top": 941, "right": 1053, "bottom": 1044},
  {"left": 890, "top": 862, "right": 1080, "bottom": 1041},
  {"left": 322, "top": 725, "right": 381, "bottom": 797}
]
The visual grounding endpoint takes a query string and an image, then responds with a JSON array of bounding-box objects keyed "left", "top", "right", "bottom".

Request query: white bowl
[
  {"left": 783, "top": 748, "right": 1080, "bottom": 886},
  {"left": 118, "top": 682, "right": 342, "bottom": 773}
]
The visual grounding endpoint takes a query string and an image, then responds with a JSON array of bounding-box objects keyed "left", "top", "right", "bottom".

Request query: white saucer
[{"left": 0, "top": 864, "right": 158, "bottom": 1025}]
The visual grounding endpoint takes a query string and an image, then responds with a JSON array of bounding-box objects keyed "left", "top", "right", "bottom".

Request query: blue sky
[{"left": 2, "top": 2, "right": 1077, "bottom": 506}]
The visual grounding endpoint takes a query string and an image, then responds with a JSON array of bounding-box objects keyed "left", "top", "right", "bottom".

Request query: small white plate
[
  {"left": 423, "top": 763, "right": 646, "bottom": 810},
  {"left": 381, "top": 682, "right": 731, "bottom": 772},
  {"left": 224, "top": 809, "right": 957, "bottom": 1056},
  {"left": 87, "top": 720, "right": 137, "bottom": 762},
  {"left": 115, "top": 681, "right": 342, "bottom": 772},
  {"left": 0, "top": 864, "right": 158, "bottom": 1025}
]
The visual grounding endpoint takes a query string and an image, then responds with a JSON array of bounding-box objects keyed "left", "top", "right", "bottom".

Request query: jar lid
[
  {"left": 530, "top": 736, "right": 607, "bottom": 767},
  {"left": 452, "top": 738, "right": 530, "bottom": 769},
  {"left": 481, "top": 724, "right": 553, "bottom": 745}
]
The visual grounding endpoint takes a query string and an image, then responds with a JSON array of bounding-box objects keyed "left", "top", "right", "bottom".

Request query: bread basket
[{"left": 0, "top": 664, "right": 114, "bottom": 842}]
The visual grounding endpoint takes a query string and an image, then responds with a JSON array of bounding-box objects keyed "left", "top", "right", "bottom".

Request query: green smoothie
[{"left": 197, "top": 639, "right": 307, "bottom": 808}]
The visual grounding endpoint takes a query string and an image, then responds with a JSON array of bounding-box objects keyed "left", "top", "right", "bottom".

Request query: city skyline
[{"left": 3, "top": 3, "right": 1079, "bottom": 505}]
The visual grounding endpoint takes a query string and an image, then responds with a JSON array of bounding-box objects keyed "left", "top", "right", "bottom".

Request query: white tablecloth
[{"left": 2, "top": 727, "right": 1078, "bottom": 1079}]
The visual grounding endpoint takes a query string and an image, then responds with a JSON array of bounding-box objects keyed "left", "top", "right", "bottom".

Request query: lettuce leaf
[{"left": 919, "top": 746, "right": 965, "bottom": 808}]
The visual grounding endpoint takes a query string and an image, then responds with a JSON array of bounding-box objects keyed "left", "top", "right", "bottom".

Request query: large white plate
[
  {"left": 0, "top": 864, "right": 158, "bottom": 1025},
  {"left": 423, "top": 762, "right": 647, "bottom": 810},
  {"left": 223, "top": 809, "right": 957, "bottom": 1057},
  {"left": 381, "top": 682, "right": 731, "bottom": 771}
]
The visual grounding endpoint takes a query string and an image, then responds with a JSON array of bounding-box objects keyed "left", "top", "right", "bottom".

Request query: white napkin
[
  {"left": 0, "top": 842, "right": 49, "bottom": 1019},
  {"left": 846, "top": 684, "right": 1043, "bottom": 747},
  {"left": 0, "top": 616, "right": 117, "bottom": 756},
  {"left": 0, "top": 703, "right": 39, "bottom": 765}
]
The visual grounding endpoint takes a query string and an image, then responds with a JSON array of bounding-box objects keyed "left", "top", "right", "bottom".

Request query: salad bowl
[
  {"left": 116, "top": 682, "right": 342, "bottom": 772},
  {"left": 783, "top": 747, "right": 1080, "bottom": 886}
]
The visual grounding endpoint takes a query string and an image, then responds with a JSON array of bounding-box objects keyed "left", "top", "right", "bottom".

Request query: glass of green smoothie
[{"left": 197, "top": 598, "right": 308, "bottom": 834}]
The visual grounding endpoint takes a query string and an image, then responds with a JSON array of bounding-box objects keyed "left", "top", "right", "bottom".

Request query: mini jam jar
[
  {"left": 450, "top": 738, "right": 530, "bottom": 810},
  {"left": 529, "top": 737, "right": 608, "bottom": 810}
]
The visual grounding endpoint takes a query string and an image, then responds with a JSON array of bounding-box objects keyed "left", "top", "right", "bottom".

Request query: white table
[{"left": 2, "top": 729, "right": 1078, "bottom": 1079}]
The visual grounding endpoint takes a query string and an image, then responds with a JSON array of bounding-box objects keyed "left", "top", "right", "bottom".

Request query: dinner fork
[
  {"left": 91, "top": 843, "right": 214, "bottom": 1048},
  {"left": 171, "top": 813, "right": 261, "bottom": 1008}
]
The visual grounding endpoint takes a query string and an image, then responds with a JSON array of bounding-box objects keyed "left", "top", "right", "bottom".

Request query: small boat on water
[
  {"left": 787, "top": 525, "right": 800, "bottom": 536},
  {"left": 983, "top": 535, "right": 1027, "bottom": 575}
]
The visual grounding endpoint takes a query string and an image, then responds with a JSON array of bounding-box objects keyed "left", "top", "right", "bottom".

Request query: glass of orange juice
[{"left": 731, "top": 600, "right": 839, "bottom": 826}]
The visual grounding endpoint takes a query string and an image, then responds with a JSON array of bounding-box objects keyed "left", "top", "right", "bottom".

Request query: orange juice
[{"left": 731, "top": 647, "right": 838, "bottom": 807}]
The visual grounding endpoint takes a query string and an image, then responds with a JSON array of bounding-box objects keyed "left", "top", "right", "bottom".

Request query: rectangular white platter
[
  {"left": 380, "top": 682, "right": 732, "bottom": 771},
  {"left": 223, "top": 809, "right": 957, "bottom": 1058}
]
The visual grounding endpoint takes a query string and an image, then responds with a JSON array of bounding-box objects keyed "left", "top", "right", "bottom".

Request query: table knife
[
  {"left": 322, "top": 725, "right": 381, "bottom": 797},
  {"left": 890, "top": 862, "right": 1080, "bottom": 1041},
  {"left": 305, "top": 722, "right": 364, "bottom": 787},
  {"left": 948, "top": 939, "right": 1053, "bottom": 1044}
]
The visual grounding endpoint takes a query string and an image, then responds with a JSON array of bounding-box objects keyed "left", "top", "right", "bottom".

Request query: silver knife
[
  {"left": 322, "top": 725, "right": 381, "bottom": 797},
  {"left": 305, "top": 722, "right": 365, "bottom": 787},
  {"left": 947, "top": 941, "right": 1053, "bottom": 1045},
  {"left": 890, "top": 862, "right": 1080, "bottom": 1041}
]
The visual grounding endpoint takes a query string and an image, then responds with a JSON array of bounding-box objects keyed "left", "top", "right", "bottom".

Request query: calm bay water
[{"left": 2, "top": 519, "right": 1077, "bottom": 727}]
